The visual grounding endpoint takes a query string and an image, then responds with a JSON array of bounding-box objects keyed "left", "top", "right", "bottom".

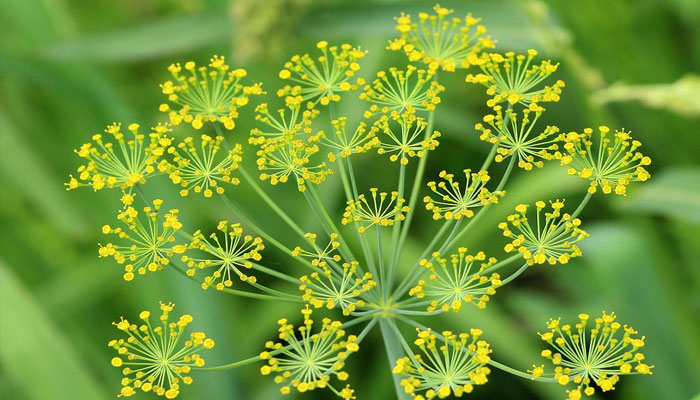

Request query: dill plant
[{"left": 66, "top": 4, "right": 655, "bottom": 400}]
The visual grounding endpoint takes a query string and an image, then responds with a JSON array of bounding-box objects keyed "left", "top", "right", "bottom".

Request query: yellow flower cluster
[
  {"left": 534, "top": 312, "right": 652, "bottom": 399},
  {"left": 475, "top": 105, "right": 560, "bottom": 170},
  {"left": 255, "top": 133, "right": 331, "bottom": 191},
  {"left": 424, "top": 169, "right": 503, "bottom": 220},
  {"left": 279, "top": 41, "right": 367, "bottom": 106},
  {"left": 394, "top": 328, "right": 491, "bottom": 399},
  {"left": 323, "top": 117, "right": 380, "bottom": 162},
  {"left": 248, "top": 90, "right": 332, "bottom": 191},
  {"left": 294, "top": 233, "right": 375, "bottom": 315},
  {"left": 342, "top": 188, "right": 410, "bottom": 233},
  {"left": 182, "top": 221, "right": 264, "bottom": 290},
  {"left": 99, "top": 198, "right": 186, "bottom": 281},
  {"left": 66, "top": 123, "right": 169, "bottom": 191},
  {"left": 160, "top": 55, "right": 263, "bottom": 130},
  {"left": 109, "top": 302, "right": 214, "bottom": 399},
  {"left": 165, "top": 135, "right": 243, "bottom": 197},
  {"left": 554, "top": 126, "right": 651, "bottom": 195},
  {"left": 260, "top": 307, "right": 358, "bottom": 398},
  {"left": 249, "top": 89, "right": 319, "bottom": 145},
  {"left": 292, "top": 232, "right": 342, "bottom": 267},
  {"left": 389, "top": 4, "right": 494, "bottom": 72},
  {"left": 498, "top": 200, "right": 588, "bottom": 265},
  {"left": 360, "top": 66, "right": 444, "bottom": 113},
  {"left": 466, "top": 50, "right": 564, "bottom": 107},
  {"left": 299, "top": 261, "right": 375, "bottom": 316},
  {"left": 374, "top": 110, "right": 441, "bottom": 165},
  {"left": 409, "top": 248, "right": 501, "bottom": 312}
]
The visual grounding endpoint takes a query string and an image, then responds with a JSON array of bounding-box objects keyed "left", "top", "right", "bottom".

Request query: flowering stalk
[{"left": 66, "top": 4, "right": 655, "bottom": 400}]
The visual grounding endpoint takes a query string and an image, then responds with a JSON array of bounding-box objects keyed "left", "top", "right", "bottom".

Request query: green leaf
[
  {"left": 43, "top": 12, "right": 232, "bottom": 63},
  {"left": 618, "top": 167, "right": 700, "bottom": 223},
  {"left": 593, "top": 75, "right": 700, "bottom": 118},
  {"left": 0, "top": 260, "right": 110, "bottom": 400},
  {"left": 0, "top": 111, "right": 88, "bottom": 236}
]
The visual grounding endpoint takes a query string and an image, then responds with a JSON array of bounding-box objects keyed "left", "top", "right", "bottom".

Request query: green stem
[
  {"left": 250, "top": 262, "right": 300, "bottom": 285},
  {"left": 345, "top": 156, "right": 380, "bottom": 285},
  {"left": 376, "top": 226, "right": 386, "bottom": 297},
  {"left": 169, "top": 261, "right": 298, "bottom": 302},
  {"left": 357, "top": 318, "right": 378, "bottom": 343},
  {"left": 379, "top": 319, "right": 411, "bottom": 400},
  {"left": 392, "top": 218, "right": 462, "bottom": 301},
  {"left": 345, "top": 157, "right": 361, "bottom": 199},
  {"left": 219, "top": 194, "right": 305, "bottom": 264},
  {"left": 500, "top": 263, "right": 529, "bottom": 286},
  {"left": 387, "top": 318, "right": 417, "bottom": 359},
  {"left": 195, "top": 355, "right": 261, "bottom": 371},
  {"left": 305, "top": 185, "right": 358, "bottom": 262},
  {"left": 571, "top": 191, "right": 593, "bottom": 220},
  {"left": 480, "top": 142, "right": 499, "bottom": 171},
  {"left": 481, "top": 253, "right": 522, "bottom": 275},
  {"left": 238, "top": 165, "right": 307, "bottom": 239},
  {"left": 386, "top": 163, "right": 406, "bottom": 297},
  {"left": 392, "top": 309, "right": 442, "bottom": 316},
  {"left": 134, "top": 185, "right": 152, "bottom": 207},
  {"left": 391, "top": 220, "right": 454, "bottom": 300},
  {"left": 394, "top": 107, "right": 436, "bottom": 273},
  {"left": 488, "top": 359, "right": 558, "bottom": 382}
]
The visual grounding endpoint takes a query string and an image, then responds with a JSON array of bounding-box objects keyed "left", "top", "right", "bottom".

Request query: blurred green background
[{"left": 1, "top": 0, "right": 699, "bottom": 399}]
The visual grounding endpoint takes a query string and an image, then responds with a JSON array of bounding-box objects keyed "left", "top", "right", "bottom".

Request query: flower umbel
[
  {"left": 291, "top": 232, "right": 377, "bottom": 311},
  {"left": 424, "top": 169, "right": 503, "bottom": 220},
  {"left": 108, "top": 302, "right": 214, "bottom": 398},
  {"left": 555, "top": 126, "right": 651, "bottom": 195},
  {"left": 255, "top": 135, "right": 331, "bottom": 191},
  {"left": 498, "top": 200, "right": 588, "bottom": 265},
  {"left": 476, "top": 105, "right": 559, "bottom": 170},
  {"left": 360, "top": 66, "right": 444, "bottom": 113},
  {"left": 99, "top": 199, "right": 185, "bottom": 281},
  {"left": 160, "top": 55, "right": 263, "bottom": 130},
  {"left": 534, "top": 312, "right": 653, "bottom": 399},
  {"left": 323, "top": 117, "right": 380, "bottom": 162},
  {"left": 279, "top": 41, "right": 367, "bottom": 106},
  {"left": 389, "top": 4, "right": 493, "bottom": 72},
  {"left": 250, "top": 92, "right": 319, "bottom": 145},
  {"left": 300, "top": 260, "right": 375, "bottom": 315},
  {"left": 375, "top": 111, "right": 441, "bottom": 165},
  {"left": 165, "top": 135, "right": 243, "bottom": 197},
  {"left": 66, "top": 123, "right": 166, "bottom": 191},
  {"left": 394, "top": 328, "right": 492, "bottom": 399},
  {"left": 182, "top": 221, "right": 264, "bottom": 290},
  {"left": 466, "top": 50, "right": 564, "bottom": 107},
  {"left": 409, "top": 248, "right": 501, "bottom": 312},
  {"left": 342, "top": 188, "right": 409, "bottom": 233},
  {"left": 292, "top": 232, "right": 342, "bottom": 268},
  {"left": 260, "top": 307, "right": 359, "bottom": 398}
]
